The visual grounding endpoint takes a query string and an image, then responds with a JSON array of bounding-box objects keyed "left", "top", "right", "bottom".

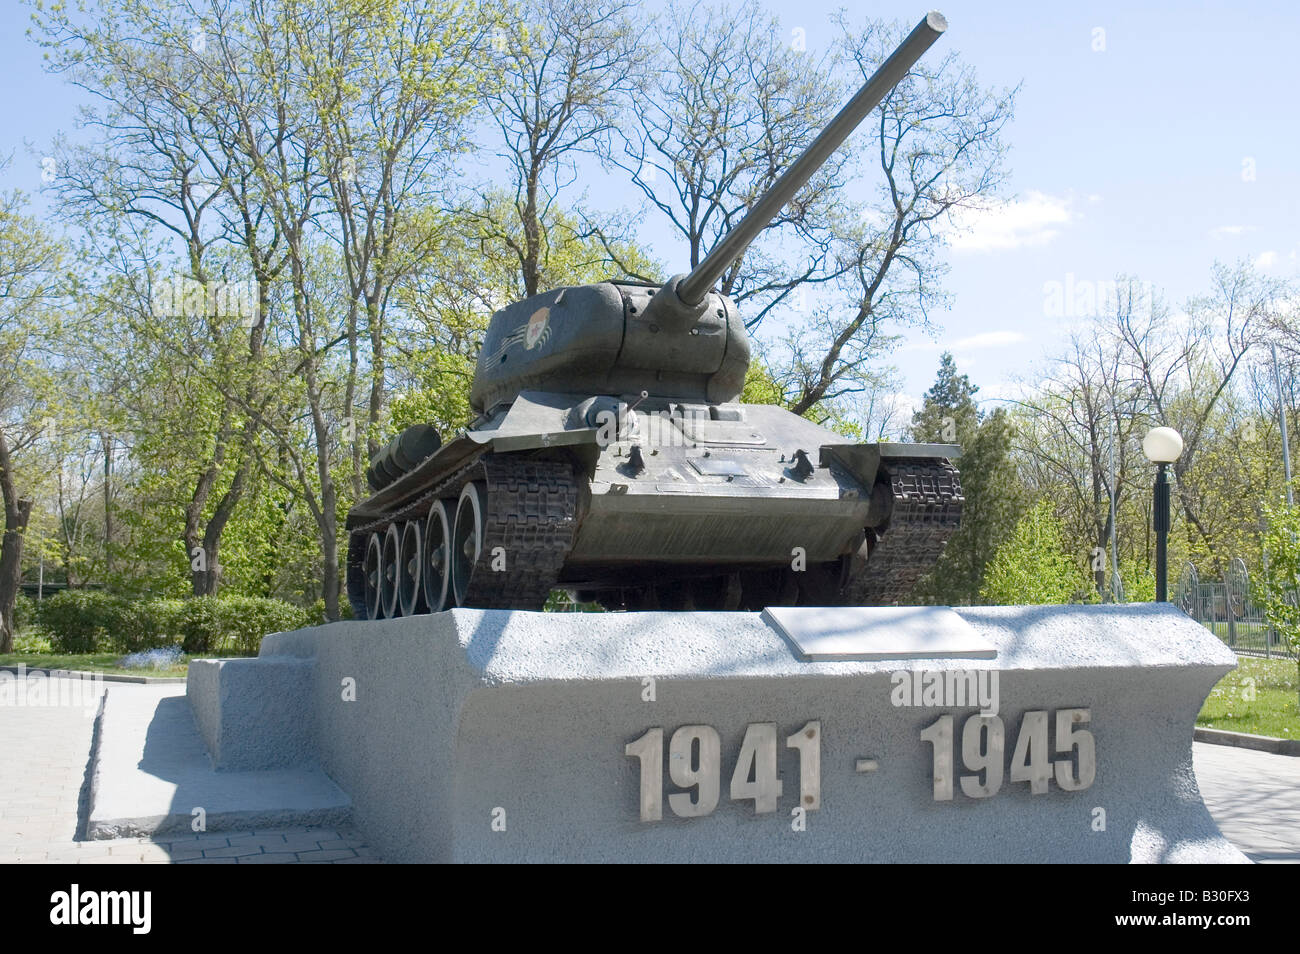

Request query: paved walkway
[
  {"left": 1193, "top": 741, "right": 1300, "bottom": 863},
  {"left": 2, "top": 674, "right": 1297, "bottom": 863},
  {"left": 0, "top": 674, "right": 377, "bottom": 863}
]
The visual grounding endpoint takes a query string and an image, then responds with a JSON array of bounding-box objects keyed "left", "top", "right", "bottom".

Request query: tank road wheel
[
  {"left": 380, "top": 523, "right": 401, "bottom": 619},
  {"left": 398, "top": 520, "right": 425, "bottom": 617},
  {"left": 363, "top": 532, "right": 384, "bottom": 620},
  {"left": 422, "top": 499, "right": 453, "bottom": 613},
  {"left": 451, "top": 482, "right": 486, "bottom": 608}
]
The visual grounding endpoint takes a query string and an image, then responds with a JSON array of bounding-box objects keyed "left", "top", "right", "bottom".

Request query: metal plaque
[{"left": 763, "top": 606, "right": 997, "bottom": 661}]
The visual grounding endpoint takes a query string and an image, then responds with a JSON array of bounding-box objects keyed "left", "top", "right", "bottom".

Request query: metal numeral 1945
[{"left": 920, "top": 708, "right": 1095, "bottom": 801}]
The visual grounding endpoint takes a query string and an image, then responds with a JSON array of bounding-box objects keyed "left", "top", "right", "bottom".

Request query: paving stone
[
  {"left": 296, "top": 849, "right": 356, "bottom": 862},
  {"left": 237, "top": 852, "right": 301, "bottom": 864},
  {"left": 1193, "top": 741, "right": 1300, "bottom": 865},
  {"left": 155, "top": 847, "right": 206, "bottom": 862},
  {"left": 200, "top": 845, "right": 265, "bottom": 858},
  {"left": 176, "top": 857, "right": 237, "bottom": 864},
  {"left": 315, "top": 838, "right": 367, "bottom": 851},
  {"left": 225, "top": 833, "right": 289, "bottom": 849}
]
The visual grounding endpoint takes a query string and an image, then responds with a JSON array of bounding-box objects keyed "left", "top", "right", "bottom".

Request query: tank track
[
  {"left": 457, "top": 456, "right": 579, "bottom": 609},
  {"left": 842, "top": 459, "right": 963, "bottom": 605},
  {"left": 348, "top": 452, "right": 579, "bottom": 614}
]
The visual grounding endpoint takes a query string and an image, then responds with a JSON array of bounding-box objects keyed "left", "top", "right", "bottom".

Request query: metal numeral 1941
[{"left": 625, "top": 721, "right": 821, "bottom": 822}]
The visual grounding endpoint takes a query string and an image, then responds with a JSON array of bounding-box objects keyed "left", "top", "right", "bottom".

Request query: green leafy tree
[
  {"left": 979, "top": 499, "right": 1092, "bottom": 605},
  {"left": 0, "top": 182, "right": 62, "bottom": 653},
  {"left": 911, "top": 354, "right": 1024, "bottom": 604},
  {"left": 1260, "top": 498, "right": 1300, "bottom": 708},
  {"left": 911, "top": 353, "right": 978, "bottom": 444}
]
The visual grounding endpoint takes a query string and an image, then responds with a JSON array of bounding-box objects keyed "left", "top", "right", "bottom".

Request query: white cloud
[
  {"left": 952, "top": 330, "right": 1027, "bottom": 350},
  {"left": 886, "top": 392, "right": 923, "bottom": 418},
  {"left": 901, "top": 329, "right": 1027, "bottom": 353},
  {"left": 947, "top": 191, "right": 1075, "bottom": 252},
  {"left": 1210, "top": 224, "right": 1253, "bottom": 239},
  {"left": 1255, "top": 250, "right": 1278, "bottom": 269}
]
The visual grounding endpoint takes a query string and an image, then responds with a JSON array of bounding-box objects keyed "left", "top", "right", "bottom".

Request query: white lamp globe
[{"left": 1142, "top": 426, "right": 1184, "bottom": 464}]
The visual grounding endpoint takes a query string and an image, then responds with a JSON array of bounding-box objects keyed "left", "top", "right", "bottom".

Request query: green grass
[
  {"left": 1, "top": 632, "right": 213, "bottom": 677},
  {"left": 0, "top": 653, "right": 205, "bottom": 677},
  {"left": 1198, "top": 655, "right": 1300, "bottom": 740}
]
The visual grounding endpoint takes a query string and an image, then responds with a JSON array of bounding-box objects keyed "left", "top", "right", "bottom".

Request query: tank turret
[{"left": 470, "top": 11, "right": 947, "bottom": 415}]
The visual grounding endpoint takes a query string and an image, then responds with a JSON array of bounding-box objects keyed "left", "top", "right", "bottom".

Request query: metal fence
[{"left": 1177, "top": 559, "right": 1296, "bottom": 658}]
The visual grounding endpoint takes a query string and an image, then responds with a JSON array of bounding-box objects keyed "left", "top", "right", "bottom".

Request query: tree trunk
[
  {"left": 185, "top": 527, "right": 220, "bottom": 597},
  {"left": 102, "top": 431, "right": 113, "bottom": 579},
  {"left": 0, "top": 430, "right": 33, "bottom": 654},
  {"left": 523, "top": 169, "right": 541, "bottom": 296},
  {"left": 0, "top": 499, "right": 32, "bottom": 654},
  {"left": 321, "top": 520, "right": 340, "bottom": 621}
]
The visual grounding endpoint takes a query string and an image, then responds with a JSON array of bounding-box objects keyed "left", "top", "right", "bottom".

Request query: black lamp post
[{"left": 1142, "top": 427, "right": 1184, "bottom": 602}]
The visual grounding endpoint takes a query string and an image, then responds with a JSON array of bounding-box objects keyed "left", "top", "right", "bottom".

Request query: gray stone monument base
[
  {"left": 188, "top": 656, "right": 314, "bottom": 770},
  {"left": 188, "top": 604, "right": 1247, "bottom": 863}
]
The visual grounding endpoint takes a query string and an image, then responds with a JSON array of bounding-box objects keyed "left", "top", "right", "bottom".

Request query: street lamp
[{"left": 1142, "top": 426, "right": 1184, "bottom": 601}]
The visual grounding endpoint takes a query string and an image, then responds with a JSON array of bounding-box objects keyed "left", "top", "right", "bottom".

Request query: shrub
[
  {"left": 111, "top": 599, "right": 177, "bottom": 652},
  {"left": 174, "top": 597, "right": 222, "bottom": 654},
  {"left": 10, "top": 593, "right": 35, "bottom": 633},
  {"left": 979, "top": 500, "right": 1092, "bottom": 605},
  {"left": 37, "top": 591, "right": 309, "bottom": 656},
  {"left": 38, "top": 591, "right": 120, "bottom": 653},
  {"left": 12, "top": 629, "right": 52, "bottom": 653},
  {"left": 177, "top": 595, "right": 309, "bottom": 655}
]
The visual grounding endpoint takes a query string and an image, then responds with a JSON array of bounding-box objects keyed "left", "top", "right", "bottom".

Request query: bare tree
[
  {"left": 472, "top": 0, "right": 648, "bottom": 298},
  {"left": 1010, "top": 299, "right": 1149, "bottom": 594},
  {"left": 1116, "top": 260, "right": 1283, "bottom": 561},
  {"left": 784, "top": 13, "right": 1016, "bottom": 415},
  {"left": 614, "top": 0, "right": 843, "bottom": 320}
]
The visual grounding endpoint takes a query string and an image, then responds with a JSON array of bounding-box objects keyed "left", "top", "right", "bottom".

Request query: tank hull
[{"left": 344, "top": 390, "right": 961, "bottom": 617}]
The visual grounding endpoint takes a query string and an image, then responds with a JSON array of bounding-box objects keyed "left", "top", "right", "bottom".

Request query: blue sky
[{"left": 3, "top": 0, "right": 1297, "bottom": 415}]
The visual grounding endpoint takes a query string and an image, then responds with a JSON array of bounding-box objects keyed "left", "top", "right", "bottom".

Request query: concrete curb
[
  {"left": 0, "top": 664, "right": 186, "bottom": 685},
  {"left": 1195, "top": 726, "right": 1300, "bottom": 756}
]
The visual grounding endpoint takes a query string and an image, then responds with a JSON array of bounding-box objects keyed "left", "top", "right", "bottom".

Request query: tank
[{"left": 345, "top": 11, "right": 962, "bottom": 618}]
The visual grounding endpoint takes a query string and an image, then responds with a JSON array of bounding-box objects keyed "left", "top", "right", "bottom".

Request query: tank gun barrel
[{"left": 674, "top": 11, "right": 948, "bottom": 307}]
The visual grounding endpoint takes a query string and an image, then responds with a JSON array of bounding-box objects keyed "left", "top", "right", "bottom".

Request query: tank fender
[{"left": 466, "top": 390, "right": 603, "bottom": 453}]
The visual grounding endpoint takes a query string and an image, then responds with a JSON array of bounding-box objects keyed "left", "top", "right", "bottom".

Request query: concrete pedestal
[{"left": 188, "top": 604, "right": 1247, "bottom": 863}]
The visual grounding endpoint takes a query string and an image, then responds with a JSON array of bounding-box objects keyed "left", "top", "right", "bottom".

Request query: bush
[
  {"left": 37, "top": 591, "right": 309, "bottom": 656},
  {"left": 174, "top": 598, "right": 221, "bottom": 654},
  {"left": 12, "top": 629, "right": 52, "bottom": 653},
  {"left": 38, "top": 591, "right": 120, "bottom": 652},
  {"left": 979, "top": 500, "right": 1092, "bottom": 605},
  {"left": 9, "top": 593, "right": 35, "bottom": 633},
  {"left": 177, "top": 596, "right": 310, "bottom": 655}
]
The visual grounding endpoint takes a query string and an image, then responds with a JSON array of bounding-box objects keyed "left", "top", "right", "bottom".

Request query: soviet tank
[{"left": 346, "top": 11, "right": 962, "bottom": 619}]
